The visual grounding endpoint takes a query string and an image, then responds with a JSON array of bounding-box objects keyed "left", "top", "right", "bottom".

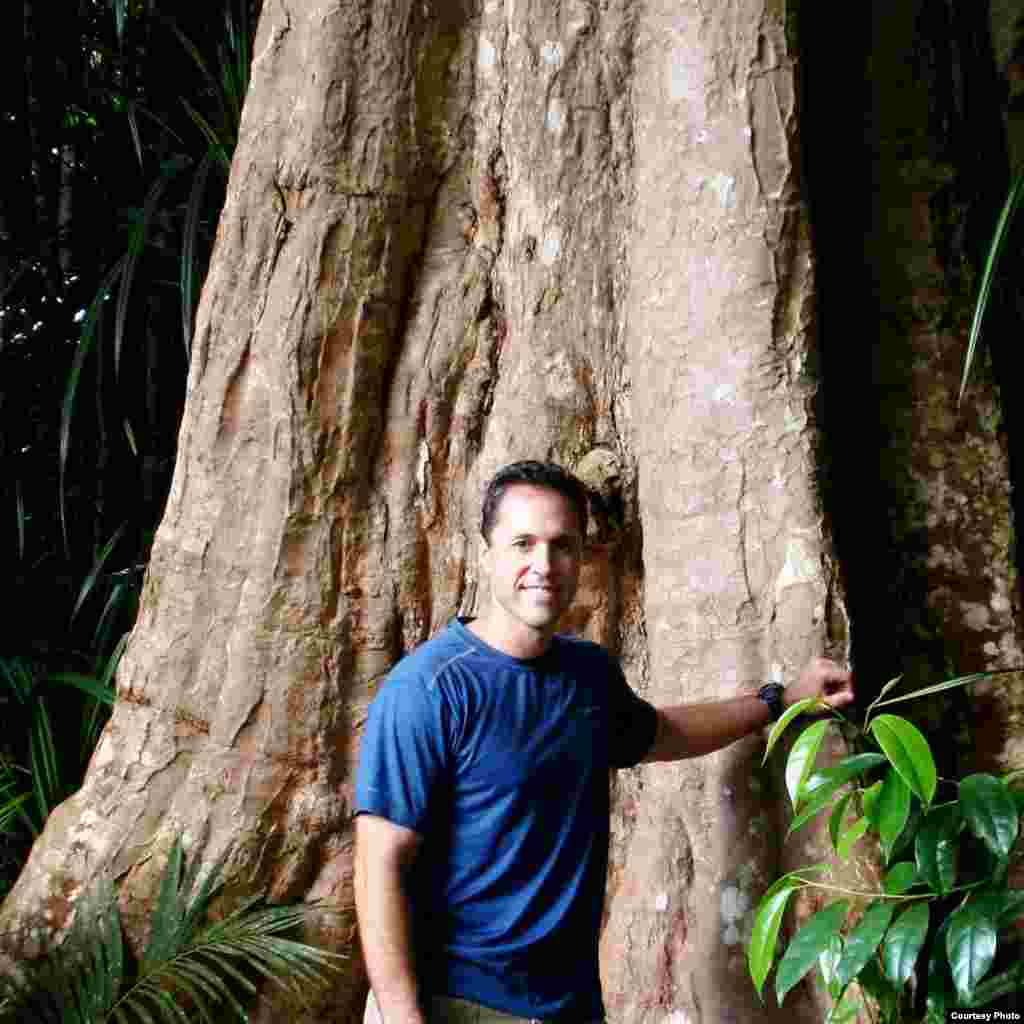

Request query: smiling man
[{"left": 354, "top": 461, "right": 854, "bottom": 1024}]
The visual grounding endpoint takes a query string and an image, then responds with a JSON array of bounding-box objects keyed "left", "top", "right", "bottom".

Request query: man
[{"left": 354, "top": 461, "right": 854, "bottom": 1024}]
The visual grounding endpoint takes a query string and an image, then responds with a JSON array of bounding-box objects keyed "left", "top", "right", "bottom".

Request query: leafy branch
[{"left": 749, "top": 673, "right": 1024, "bottom": 1022}]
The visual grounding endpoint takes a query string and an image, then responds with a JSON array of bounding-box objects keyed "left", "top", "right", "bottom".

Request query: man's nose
[{"left": 531, "top": 543, "right": 553, "bottom": 571}]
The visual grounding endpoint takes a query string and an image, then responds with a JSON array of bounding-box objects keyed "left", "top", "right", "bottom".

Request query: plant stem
[{"left": 790, "top": 876, "right": 987, "bottom": 902}]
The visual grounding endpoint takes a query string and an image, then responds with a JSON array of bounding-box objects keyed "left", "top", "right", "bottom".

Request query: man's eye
[{"left": 513, "top": 539, "right": 532, "bottom": 550}]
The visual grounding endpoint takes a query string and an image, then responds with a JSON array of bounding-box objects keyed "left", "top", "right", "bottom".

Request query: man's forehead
[{"left": 491, "top": 484, "right": 582, "bottom": 532}]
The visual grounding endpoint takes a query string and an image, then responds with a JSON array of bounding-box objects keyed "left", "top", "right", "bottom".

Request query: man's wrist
[{"left": 368, "top": 989, "right": 425, "bottom": 1024}]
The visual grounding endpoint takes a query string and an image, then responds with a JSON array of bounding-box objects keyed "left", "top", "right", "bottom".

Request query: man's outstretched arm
[
  {"left": 354, "top": 814, "right": 426, "bottom": 1024},
  {"left": 642, "top": 657, "right": 854, "bottom": 763}
]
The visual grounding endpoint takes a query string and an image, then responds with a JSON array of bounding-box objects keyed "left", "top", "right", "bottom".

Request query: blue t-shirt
[{"left": 354, "top": 619, "right": 657, "bottom": 1019}]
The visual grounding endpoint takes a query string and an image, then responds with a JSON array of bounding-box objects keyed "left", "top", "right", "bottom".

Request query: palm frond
[
  {"left": 126, "top": 101, "right": 144, "bottom": 170},
  {"left": 91, "top": 583, "right": 136, "bottom": 660},
  {"left": 14, "top": 479, "right": 25, "bottom": 563},
  {"left": 219, "top": 2, "right": 250, "bottom": 134},
  {"left": 107, "top": 94, "right": 188, "bottom": 151},
  {"left": 125, "top": 901, "right": 343, "bottom": 1022},
  {"left": 71, "top": 523, "right": 129, "bottom": 625},
  {"left": 81, "top": 631, "right": 127, "bottom": 756},
  {"left": 180, "top": 102, "right": 232, "bottom": 170},
  {"left": 45, "top": 673, "right": 116, "bottom": 708},
  {"left": 0, "top": 657, "right": 34, "bottom": 704},
  {"left": 960, "top": 165, "right": 1024, "bottom": 403},
  {"left": 113, "top": 166, "right": 183, "bottom": 381},
  {"left": 60, "top": 255, "right": 128, "bottom": 556},
  {"left": 110, "top": 0, "right": 129, "bottom": 43},
  {"left": 160, "top": 17, "right": 231, "bottom": 142},
  {"left": 0, "top": 838, "right": 342, "bottom": 1024},
  {"left": 141, "top": 839, "right": 189, "bottom": 972},
  {"left": 0, "top": 764, "right": 31, "bottom": 835},
  {"left": 180, "top": 149, "right": 218, "bottom": 358},
  {"left": 28, "top": 696, "right": 61, "bottom": 833}
]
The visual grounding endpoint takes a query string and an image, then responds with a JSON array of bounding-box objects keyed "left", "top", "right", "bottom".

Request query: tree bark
[{"left": 0, "top": 1, "right": 883, "bottom": 1021}]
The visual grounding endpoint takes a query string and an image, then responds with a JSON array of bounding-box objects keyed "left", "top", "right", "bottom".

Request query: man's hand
[{"left": 784, "top": 657, "right": 855, "bottom": 711}]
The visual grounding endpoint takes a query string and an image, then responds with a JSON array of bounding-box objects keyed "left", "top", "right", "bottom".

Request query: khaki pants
[{"left": 364, "top": 990, "right": 604, "bottom": 1024}]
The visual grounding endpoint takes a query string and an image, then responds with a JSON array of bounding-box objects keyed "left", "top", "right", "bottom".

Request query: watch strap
[{"left": 757, "top": 682, "right": 785, "bottom": 721}]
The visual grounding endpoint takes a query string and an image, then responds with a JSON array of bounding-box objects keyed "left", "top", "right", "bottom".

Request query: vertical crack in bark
[{"left": 736, "top": 457, "right": 758, "bottom": 622}]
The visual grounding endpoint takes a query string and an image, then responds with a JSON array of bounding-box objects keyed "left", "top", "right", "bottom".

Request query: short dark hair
[{"left": 480, "top": 461, "right": 589, "bottom": 543}]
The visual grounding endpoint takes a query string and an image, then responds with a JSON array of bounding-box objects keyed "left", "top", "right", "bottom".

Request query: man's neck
[{"left": 466, "top": 613, "right": 553, "bottom": 661}]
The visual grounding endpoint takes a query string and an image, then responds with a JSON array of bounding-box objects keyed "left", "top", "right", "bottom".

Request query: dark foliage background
[{"left": 0, "top": 0, "right": 259, "bottom": 894}]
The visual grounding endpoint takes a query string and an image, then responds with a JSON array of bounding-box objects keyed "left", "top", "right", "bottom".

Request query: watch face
[{"left": 758, "top": 684, "right": 784, "bottom": 719}]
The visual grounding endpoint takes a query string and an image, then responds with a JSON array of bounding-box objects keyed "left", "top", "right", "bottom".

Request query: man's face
[{"left": 481, "top": 484, "right": 583, "bottom": 643}]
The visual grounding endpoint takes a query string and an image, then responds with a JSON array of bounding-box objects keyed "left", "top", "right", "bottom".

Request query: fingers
[
  {"left": 822, "top": 674, "right": 855, "bottom": 707},
  {"left": 812, "top": 658, "right": 854, "bottom": 707}
]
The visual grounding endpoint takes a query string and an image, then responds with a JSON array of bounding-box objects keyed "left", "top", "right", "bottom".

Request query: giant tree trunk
[{"left": 0, "top": 1, "right": 966, "bottom": 1021}]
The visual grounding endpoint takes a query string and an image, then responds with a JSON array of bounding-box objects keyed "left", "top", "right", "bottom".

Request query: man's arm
[
  {"left": 643, "top": 657, "right": 854, "bottom": 763},
  {"left": 354, "top": 814, "right": 425, "bottom": 1024}
]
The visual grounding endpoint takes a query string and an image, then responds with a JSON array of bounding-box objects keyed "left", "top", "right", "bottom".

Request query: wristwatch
[{"left": 757, "top": 682, "right": 786, "bottom": 722}]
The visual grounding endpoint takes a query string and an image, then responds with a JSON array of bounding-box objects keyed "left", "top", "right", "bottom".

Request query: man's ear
[{"left": 479, "top": 538, "right": 493, "bottom": 577}]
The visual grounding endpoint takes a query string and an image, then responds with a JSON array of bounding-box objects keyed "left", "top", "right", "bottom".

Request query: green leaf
[
  {"left": 915, "top": 803, "right": 961, "bottom": 894},
  {"left": 837, "top": 817, "right": 869, "bottom": 859},
  {"left": 868, "top": 672, "right": 996, "bottom": 713},
  {"left": 824, "top": 990, "right": 862, "bottom": 1024},
  {"left": 763, "top": 698, "right": 821, "bottom": 764},
  {"left": 882, "top": 862, "right": 918, "bottom": 894},
  {"left": 857, "top": 957, "right": 901, "bottom": 1020},
  {"left": 818, "top": 934, "right": 844, "bottom": 999},
  {"left": 863, "top": 673, "right": 904, "bottom": 725},
  {"left": 869, "top": 715, "right": 937, "bottom": 806},
  {"left": 748, "top": 868, "right": 826, "bottom": 997},
  {"left": 1004, "top": 768, "right": 1024, "bottom": 814},
  {"left": 829, "top": 792, "right": 855, "bottom": 853},
  {"left": 970, "top": 887, "right": 1011, "bottom": 928},
  {"left": 968, "top": 961, "right": 1024, "bottom": 1008},
  {"left": 834, "top": 900, "right": 895, "bottom": 989},
  {"left": 998, "top": 888, "right": 1024, "bottom": 927},
  {"left": 889, "top": 803, "right": 924, "bottom": 863},
  {"left": 788, "top": 755, "right": 887, "bottom": 836},
  {"left": 877, "top": 767, "right": 912, "bottom": 860},
  {"left": 882, "top": 902, "right": 929, "bottom": 987},
  {"left": 862, "top": 779, "right": 884, "bottom": 827},
  {"left": 787, "top": 720, "right": 831, "bottom": 809},
  {"left": 926, "top": 918, "right": 955, "bottom": 1021},
  {"left": 946, "top": 900, "right": 997, "bottom": 1004},
  {"left": 959, "top": 773, "right": 1019, "bottom": 859},
  {"left": 748, "top": 879, "right": 801, "bottom": 998},
  {"left": 775, "top": 901, "right": 849, "bottom": 1004}
]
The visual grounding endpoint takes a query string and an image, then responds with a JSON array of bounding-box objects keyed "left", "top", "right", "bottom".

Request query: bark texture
[{"left": 16, "top": 0, "right": 1018, "bottom": 1021}]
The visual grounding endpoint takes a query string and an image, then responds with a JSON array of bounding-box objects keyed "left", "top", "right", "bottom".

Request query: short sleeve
[
  {"left": 354, "top": 669, "right": 450, "bottom": 833},
  {"left": 607, "top": 661, "right": 657, "bottom": 769}
]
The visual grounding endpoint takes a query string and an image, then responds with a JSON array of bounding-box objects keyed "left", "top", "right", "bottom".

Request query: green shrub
[{"left": 748, "top": 674, "right": 1024, "bottom": 1022}]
